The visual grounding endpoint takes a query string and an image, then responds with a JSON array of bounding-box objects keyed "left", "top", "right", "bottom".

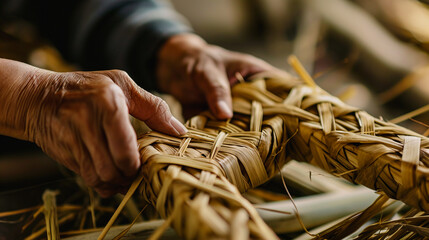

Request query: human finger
[
  {"left": 100, "top": 84, "right": 141, "bottom": 178},
  {"left": 130, "top": 87, "right": 187, "bottom": 136},
  {"left": 102, "top": 70, "right": 187, "bottom": 136},
  {"left": 194, "top": 61, "right": 233, "bottom": 119}
]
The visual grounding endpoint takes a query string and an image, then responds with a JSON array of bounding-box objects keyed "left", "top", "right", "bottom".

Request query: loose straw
[{"left": 127, "top": 56, "right": 429, "bottom": 239}]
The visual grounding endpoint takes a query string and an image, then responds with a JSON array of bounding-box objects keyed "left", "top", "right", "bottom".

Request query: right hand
[{"left": 0, "top": 59, "right": 187, "bottom": 197}]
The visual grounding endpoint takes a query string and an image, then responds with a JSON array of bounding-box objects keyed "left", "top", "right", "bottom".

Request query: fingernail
[
  {"left": 170, "top": 116, "right": 187, "bottom": 135},
  {"left": 216, "top": 100, "right": 233, "bottom": 119}
]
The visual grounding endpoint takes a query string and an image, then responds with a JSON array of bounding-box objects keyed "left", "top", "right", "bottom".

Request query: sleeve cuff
[{"left": 128, "top": 18, "right": 192, "bottom": 91}]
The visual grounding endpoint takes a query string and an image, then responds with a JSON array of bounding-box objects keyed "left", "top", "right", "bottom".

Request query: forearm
[
  {"left": 0, "top": 58, "right": 51, "bottom": 141},
  {"left": 0, "top": 57, "right": 187, "bottom": 196}
]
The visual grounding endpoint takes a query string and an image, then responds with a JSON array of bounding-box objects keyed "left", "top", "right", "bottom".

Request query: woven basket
[{"left": 136, "top": 68, "right": 429, "bottom": 239}]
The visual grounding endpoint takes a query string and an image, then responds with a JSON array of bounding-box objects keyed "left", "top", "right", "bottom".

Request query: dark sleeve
[{"left": 0, "top": 0, "right": 192, "bottom": 91}]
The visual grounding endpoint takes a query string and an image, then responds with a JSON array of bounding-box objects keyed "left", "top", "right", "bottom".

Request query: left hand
[{"left": 156, "top": 33, "right": 276, "bottom": 119}]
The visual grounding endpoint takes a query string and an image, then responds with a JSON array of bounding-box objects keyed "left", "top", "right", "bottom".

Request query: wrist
[
  {"left": 156, "top": 34, "right": 208, "bottom": 91},
  {"left": 164, "top": 33, "right": 206, "bottom": 51},
  {"left": 21, "top": 70, "right": 58, "bottom": 143},
  {"left": 0, "top": 59, "right": 55, "bottom": 141},
  {"left": 158, "top": 34, "right": 208, "bottom": 63}
]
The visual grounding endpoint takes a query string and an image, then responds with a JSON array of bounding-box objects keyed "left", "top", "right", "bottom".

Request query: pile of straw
[{"left": 106, "top": 57, "right": 429, "bottom": 239}]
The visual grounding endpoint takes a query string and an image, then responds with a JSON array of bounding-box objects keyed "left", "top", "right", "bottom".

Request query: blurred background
[{"left": 0, "top": 0, "right": 429, "bottom": 238}]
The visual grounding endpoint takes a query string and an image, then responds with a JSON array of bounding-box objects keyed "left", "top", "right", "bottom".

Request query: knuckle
[
  {"left": 100, "top": 82, "right": 123, "bottom": 98},
  {"left": 98, "top": 168, "right": 116, "bottom": 183},
  {"left": 98, "top": 84, "right": 126, "bottom": 112},
  {"left": 116, "top": 153, "right": 140, "bottom": 174},
  {"left": 107, "top": 70, "right": 135, "bottom": 93},
  {"left": 142, "top": 95, "right": 171, "bottom": 122},
  {"left": 194, "top": 62, "right": 205, "bottom": 75},
  {"left": 237, "top": 52, "right": 254, "bottom": 60},
  {"left": 91, "top": 159, "right": 117, "bottom": 183},
  {"left": 111, "top": 69, "right": 130, "bottom": 79},
  {"left": 151, "top": 96, "right": 169, "bottom": 115},
  {"left": 210, "top": 84, "right": 229, "bottom": 98},
  {"left": 81, "top": 170, "right": 100, "bottom": 187}
]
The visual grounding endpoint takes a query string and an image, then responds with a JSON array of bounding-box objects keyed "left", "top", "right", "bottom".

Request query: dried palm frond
[
  {"left": 128, "top": 56, "right": 429, "bottom": 239},
  {"left": 357, "top": 208, "right": 429, "bottom": 239},
  {"left": 309, "top": 194, "right": 399, "bottom": 239}
]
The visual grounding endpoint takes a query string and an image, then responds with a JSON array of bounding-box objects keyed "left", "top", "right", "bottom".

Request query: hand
[
  {"left": 0, "top": 59, "right": 187, "bottom": 197},
  {"left": 156, "top": 34, "right": 276, "bottom": 119}
]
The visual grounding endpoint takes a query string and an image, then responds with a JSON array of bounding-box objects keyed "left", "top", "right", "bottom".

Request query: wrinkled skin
[
  {"left": 157, "top": 34, "right": 276, "bottom": 119},
  {"left": 0, "top": 59, "right": 186, "bottom": 197},
  {"left": 0, "top": 33, "right": 279, "bottom": 197}
]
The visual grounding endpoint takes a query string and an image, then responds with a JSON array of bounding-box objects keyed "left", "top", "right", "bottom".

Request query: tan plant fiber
[{"left": 136, "top": 63, "right": 429, "bottom": 239}]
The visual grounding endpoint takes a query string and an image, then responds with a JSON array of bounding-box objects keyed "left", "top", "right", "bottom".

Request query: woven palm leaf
[{"left": 135, "top": 62, "right": 429, "bottom": 239}]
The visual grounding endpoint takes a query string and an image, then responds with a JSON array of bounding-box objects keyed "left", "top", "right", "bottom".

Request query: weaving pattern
[{"left": 137, "top": 70, "right": 429, "bottom": 239}]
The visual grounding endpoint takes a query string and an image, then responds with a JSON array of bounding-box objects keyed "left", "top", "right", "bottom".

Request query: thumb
[
  {"left": 130, "top": 87, "right": 187, "bottom": 136},
  {"left": 100, "top": 70, "right": 187, "bottom": 136}
]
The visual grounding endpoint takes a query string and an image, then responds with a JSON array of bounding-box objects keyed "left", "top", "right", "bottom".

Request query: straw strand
[{"left": 134, "top": 59, "right": 429, "bottom": 239}]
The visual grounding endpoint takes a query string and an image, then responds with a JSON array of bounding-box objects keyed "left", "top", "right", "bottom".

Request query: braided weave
[{"left": 137, "top": 70, "right": 429, "bottom": 239}]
